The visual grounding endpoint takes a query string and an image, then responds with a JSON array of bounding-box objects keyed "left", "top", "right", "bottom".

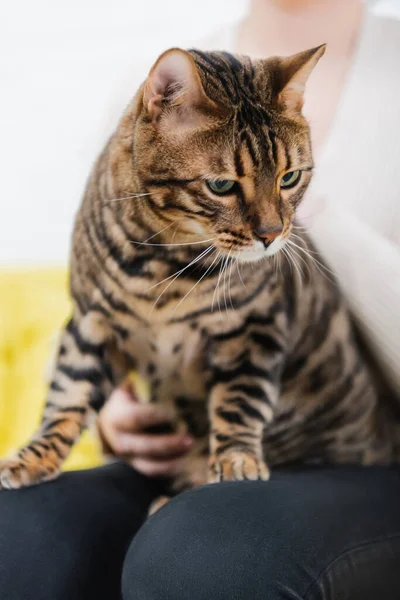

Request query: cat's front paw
[
  {"left": 0, "top": 458, "right": 59, "bottom": 490},
  {"left": 208, "top": 451, "right": 270, "bottom": 483}
]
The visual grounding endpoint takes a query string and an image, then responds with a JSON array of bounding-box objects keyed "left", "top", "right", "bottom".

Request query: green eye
[
  {"left": 206, "top": 180, "right": 236, "bottom": 195},
  {"left": 280, "top": 170, "right": 301, "bottom": 189}
]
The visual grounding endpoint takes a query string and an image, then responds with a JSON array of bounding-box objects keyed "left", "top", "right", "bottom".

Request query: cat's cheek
[{"left": 185, "top": 219, "right": 207, "bottom": 236}]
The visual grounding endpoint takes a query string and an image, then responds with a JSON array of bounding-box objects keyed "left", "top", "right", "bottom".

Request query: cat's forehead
[
  {"left": 190, "top": 49, "right": 268, "bottom": 109},
  {"left": 188, "top": 49, "right": 308, "bottom": 150},
  {"left": 186, "top": 114, "right": 308, "bottom": 180}
]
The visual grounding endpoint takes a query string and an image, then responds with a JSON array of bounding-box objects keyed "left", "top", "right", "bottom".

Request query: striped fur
[{"left": 0, "top": 46, "right": 398, "bottom": 494}]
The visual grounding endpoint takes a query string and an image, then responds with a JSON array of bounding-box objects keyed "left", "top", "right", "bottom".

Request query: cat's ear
[
  {"left": 143, "top": 48, "right": 214, "bottom": 126},
  {"left": 274, "top": 44, "right": 326, "bottom": 113}
]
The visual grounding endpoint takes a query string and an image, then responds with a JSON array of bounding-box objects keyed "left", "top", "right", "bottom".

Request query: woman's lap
[
  {"left": 123, "top": 466, "right": 400, "bottom": 600},
  {"left": 1, "top": 465, "right": 400, "bottom": 600}
]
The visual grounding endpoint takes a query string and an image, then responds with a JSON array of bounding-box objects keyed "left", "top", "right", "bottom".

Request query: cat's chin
[
  {"left": 235, "top": 238, "right": 286, "bottom": 263},
  {"left": 236, "top": 249, "right": 266, "bottom": 263}
]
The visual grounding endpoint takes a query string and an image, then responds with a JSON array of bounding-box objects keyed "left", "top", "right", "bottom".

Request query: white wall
[{"left": 1, "top": 0, "right": 398, "bottom": 265}]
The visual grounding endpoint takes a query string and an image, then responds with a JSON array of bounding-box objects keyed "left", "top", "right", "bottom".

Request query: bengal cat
[{"left": 0, "top": 46, "right": 397, "bottom": 497}]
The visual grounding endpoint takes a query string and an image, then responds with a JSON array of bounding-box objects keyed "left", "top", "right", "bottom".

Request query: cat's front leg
[
  {"left": 0, "top": 312, "right": 117, "bottom": 490},
  {"left": 208, "top": 379, "right": 273, "bottom": 482},
  {"left": 207, "top": 326, "right": 286, "bottom": 483}
]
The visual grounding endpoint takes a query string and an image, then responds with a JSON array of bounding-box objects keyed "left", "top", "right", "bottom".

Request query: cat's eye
[
  {"left": 206, "top": 180, "right": 236, "bottom": 195},
  {"left": 280, "top": 170, "right": 302, "bottom": 189}
]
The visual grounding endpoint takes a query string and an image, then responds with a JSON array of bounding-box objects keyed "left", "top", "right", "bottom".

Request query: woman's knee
[
  {"left": 122, "top": 468, "right": 400, "bottom": 600},
  {"left": 122, "top": 480, "right": 310, "bottom": 600}
]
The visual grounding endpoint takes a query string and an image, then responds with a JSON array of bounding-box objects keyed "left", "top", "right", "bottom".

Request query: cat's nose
[{"left": 254, "top": 227, "right": 282, "bottom": 246}]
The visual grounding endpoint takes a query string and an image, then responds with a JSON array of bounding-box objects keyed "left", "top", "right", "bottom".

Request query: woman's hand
[{"left": 97, "top": 386, "right": 193, "bottom": 477}]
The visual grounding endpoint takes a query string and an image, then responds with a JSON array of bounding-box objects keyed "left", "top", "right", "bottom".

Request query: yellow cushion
[{"left": 0, "top": 268, "right": 102, "bottom": 470}]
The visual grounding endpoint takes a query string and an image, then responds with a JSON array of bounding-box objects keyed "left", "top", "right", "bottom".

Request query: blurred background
[{"left": 1, "top": 0, "right": 399, "bottom": 468}]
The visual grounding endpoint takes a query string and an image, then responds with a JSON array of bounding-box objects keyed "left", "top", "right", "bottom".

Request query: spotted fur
[{"left": 0, "top": 46, "right": 398, "bottom": 494}]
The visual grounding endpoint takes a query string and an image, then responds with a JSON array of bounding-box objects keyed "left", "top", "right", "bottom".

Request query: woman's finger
[
  {"left": 112, "top": 432, "right": 193, "bottom": 458},
  {"left": 100, "top": 389, "right": 175, "bottom": 434}
]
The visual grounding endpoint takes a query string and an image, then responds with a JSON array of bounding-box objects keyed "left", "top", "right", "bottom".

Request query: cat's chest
[{"left": 126, "top": 322, "right": 208, "bottom": 404}]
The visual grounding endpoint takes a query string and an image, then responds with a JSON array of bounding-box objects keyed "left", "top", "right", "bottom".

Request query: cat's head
[{"left": 133, "top": 45, "right": 325, "bottom": 262}]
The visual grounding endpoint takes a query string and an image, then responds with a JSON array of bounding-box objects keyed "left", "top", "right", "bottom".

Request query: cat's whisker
[
  {"left": 146, "top": 245, "right": 216, "bottom": 292},
  {"left": 236, "top": 257, "right": 247, "bottom": 290},
  {"left": 273, "top": 254, "right": 280, "bottom": 278},
  {"left": 228, "top": 251, "right": 235, "bottom": 310},
  {"left": 213, "top": 253, "right": 226, "bottom": 314},
  {"left": 211, "top": 253, "right": 221, "bottom": 313},
  {"left": 149, "top": 245, "right": 215, "bottom": 312},
  {"left": 137, "top": 221, "right": 178, "bottom": 247},
  {"left": 274, "top": 254, "right": 280, "bottom": 278},
  {"left": 282, "top": 245, "right": 304, "bottom": 287},
  {"left": 130, "top": 237, "right": 216, "bottom": 248},
  {"left": 173, "top": 248, "right": 220, "bottom": 312},
  {"left": 272, "top": 251, "right": 283, "bottom": 279},
  {"left": 277, "top": 253, "right": 283, "bottom": 278},
  {"left": 222, "top": 255, "right": 231, "bottom": 313},
  {"left": 219, "top": 259, "right": 227, "bottom": 315},
  {"left": 147, "top": 244, "right": 214, "bottom": 293},
  {"left": 104, "top": 192, "right": 152, "bottom": 204},
  {"left": 285, "top": 242, "right": 312, "bottom": 280},
  {"left": 284, "top": 245, "right": 303, "bottom": 288},
  {"left": 282, "top": 247, "right": 293, "bottom": 274},
  {"left": 290, "top": 233, "right": 320, "bottom": 256},
  {"left": 286, "top": 239, "right": 335, "bottom": 282},
  {"left": 171, "top": 221, "right": 182, "bottom": 243},
  {"left": 221, "top": 255, "right": 228, "bottom": 313}
]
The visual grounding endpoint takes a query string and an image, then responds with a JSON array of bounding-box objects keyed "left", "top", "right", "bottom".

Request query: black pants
[{"left": 1, "top": 464, "right": 400, "bottom": 600}]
